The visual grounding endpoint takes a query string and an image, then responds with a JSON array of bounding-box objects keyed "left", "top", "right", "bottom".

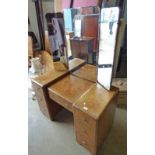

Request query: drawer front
[
  {"left": 74, "top": 108, "right": 97, "bottom": 154},
  {"left": 48, "top": 91, "right": 73, "bottom": 112}
]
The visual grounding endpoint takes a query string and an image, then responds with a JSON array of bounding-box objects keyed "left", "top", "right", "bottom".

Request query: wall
[
  {"left": 73, "top": 0, "right": 99, "bottom": 8},
  {"left": 62, "top": 0, "right": 99, "bottom": 10},
  {"left": 61, "top": 0, "right": 117, "bottom": 10}
]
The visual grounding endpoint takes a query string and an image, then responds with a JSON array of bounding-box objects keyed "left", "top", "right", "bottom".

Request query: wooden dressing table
[{"left": 31, "top": 58, "right": 118, "bottom": 155}]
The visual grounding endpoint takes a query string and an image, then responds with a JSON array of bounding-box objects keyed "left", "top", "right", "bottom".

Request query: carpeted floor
[{"left": 28, "top": 90, "right": 127, "bottom": 155}]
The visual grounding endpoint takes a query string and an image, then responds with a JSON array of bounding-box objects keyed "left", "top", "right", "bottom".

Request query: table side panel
[
  {"left": 97, "top": 95, "right": 118, "bottom": 151},
  {"left": 32, "top": 81, "right": 63, "bottom": 120}
]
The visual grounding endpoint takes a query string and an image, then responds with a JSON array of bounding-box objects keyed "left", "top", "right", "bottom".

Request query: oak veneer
[
  {"left": 31, "top": 57, "right": 86, "bottom": 120},
  {"left": 73, "top": 83, "right": 118, "bottom": 120},
  {"left": 48, "top": 75, "right": 94, "bottom": 112},
  {"left": 47, "top": 75, "right": 118, "bottom": 154},
  {"left": 73, "top": 109, "right": 97, "bottom": 154},
  {"left": 32, "top": 56, "right": 119, "bottom": 154},
  {"left": 72, "top": 64, "right": 97, "bottom": 82},
  {"left": 32, "top": 81, "right": 62, "bottom": 120},
  {"left": 73, "top": 83, "right": 118, "bottom": 155},
  {"left": 31, "top": 58, "right": 85, "bottom": 87}
]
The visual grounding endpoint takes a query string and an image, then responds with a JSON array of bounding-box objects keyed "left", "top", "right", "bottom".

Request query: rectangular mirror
[
  {"left": 97, "top": 7, "right": 120, "bottom": 90},
  {"left": 64, "top": 6, "right": 99, "bottom": 64},
  {"left": 45, "top": 12, "right": 69, "bottom": 68}
]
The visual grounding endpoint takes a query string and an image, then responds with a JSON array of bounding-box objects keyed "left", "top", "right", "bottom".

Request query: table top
[
  {"left": 31, "top": 58, "right": 85, "bottom": 87},
  {"left": 48, "top": 75, "right": 94, "bottom": 112},
  {"left": 73, "top": 83, "right": 119, "bottom": 120},
  {"left": 72, "top": 64, "right": 97, "bottom": 82},
  {"left": 48, "top": 73, "right": 118, "bottom": 119}
]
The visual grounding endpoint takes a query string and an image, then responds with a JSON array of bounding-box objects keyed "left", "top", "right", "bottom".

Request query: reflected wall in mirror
[{"left": 97, "top": 7, "right": 120, "bottom": 90}]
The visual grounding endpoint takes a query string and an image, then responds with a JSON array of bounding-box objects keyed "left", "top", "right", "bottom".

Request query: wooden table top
[
  {"left": 72, "top": 64, "right": 97, "bottom": 82},
  {"left": 73, "top": 83, "right": 119, "bottom": 120},
  {"left": 48, "top": 75, "right": 94, "bottom": 112},
  {"left": 31, "top": 58, "right": 85, "bottom": 87}
]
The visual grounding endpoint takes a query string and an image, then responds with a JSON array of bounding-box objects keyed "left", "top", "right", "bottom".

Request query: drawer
[
  {"left": 76, "top": 117, "right": 96, "bottom": 133},
  {"left": 76, "top": 125, "right": 96, "bottom": 145},
  {"left": 74, "top": 108, "right": 97, "bottom": 154},
  {"left": 74, "top": 109, "right": 96, "bottom": 129},
  {"left": 76, "top": 131, "right": 97, "bottom": 155},
  {"left": 48, "top": 91, "right": 73, "bottom": 112}
]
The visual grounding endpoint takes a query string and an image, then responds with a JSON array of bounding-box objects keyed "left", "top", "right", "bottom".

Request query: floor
[{"left": 28, "top": 90, "right": 127, "bottom": 155}]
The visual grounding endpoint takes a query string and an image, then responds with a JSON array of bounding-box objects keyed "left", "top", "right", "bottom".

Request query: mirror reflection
[
  {"left": 45, "top": 12, "right": 69, "bottom": 68},
  {"left": 97, "top": 7, "right": 120, "bottom": 90},
  {"left": 64, "top": 6, "right": 100, "bottom": 65},
  {"left": 44, "top": 6, "right": 100, "bottom": 68}
]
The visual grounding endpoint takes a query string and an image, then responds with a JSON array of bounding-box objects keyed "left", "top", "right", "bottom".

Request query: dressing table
[
  {"left": 31, "top": 3, "right": 120, "bottom": 154},
  {"left": 31, "top": 57, "right": 118, "bottom": 155}
]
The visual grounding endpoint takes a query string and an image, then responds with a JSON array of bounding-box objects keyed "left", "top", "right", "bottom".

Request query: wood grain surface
[
  {"left": 48, "top": 75, "right": 94, "bottom": 112},
  {"left": 72, "top": 64, "right": 97, "bottom": 82},
  {"left": 73, "top": 83, "right": 119, "bottom": 120}
]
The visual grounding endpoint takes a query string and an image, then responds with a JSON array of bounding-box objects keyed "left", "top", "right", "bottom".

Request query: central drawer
[
  {"left": 48, "top": 90, "right": 73, "bottom": 112},
  {"left": 48, "top": 74, "right": 94, "bottom": 113}
]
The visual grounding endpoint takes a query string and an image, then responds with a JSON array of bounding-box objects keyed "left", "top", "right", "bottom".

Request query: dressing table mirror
[
  {"left": 97, "top": 7, "right": 120, "bottom": 90},
  {"left": 64, "top": 6, "right": 100, "bottom": 65},
  {"left": 44, "top": 11, "right": 69, "bottom": 69}
]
